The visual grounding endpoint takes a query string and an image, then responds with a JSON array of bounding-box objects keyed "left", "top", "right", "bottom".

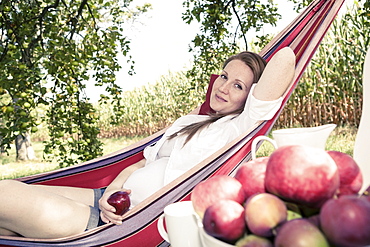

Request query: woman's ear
[{"left": 253, "top": 47, "right": 296, "bottom": 101}]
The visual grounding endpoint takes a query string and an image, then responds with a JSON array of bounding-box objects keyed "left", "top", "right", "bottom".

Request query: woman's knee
[
  {"left": 0, "top": 180, "right": 25, "bottom": 194},
  {"left": 46, "top": 213, "right": 89, "bottom": 238},
  {"left": 38, "top": 199, "right": 90, "bottom": 237}
]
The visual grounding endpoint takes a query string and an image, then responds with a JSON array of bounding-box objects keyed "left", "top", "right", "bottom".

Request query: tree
[
  {"left": 0, "top": 0, "right": 150, "bottom": 167},
  {"left": 182, "top": 0, "right": 284, "bottom": 93}
]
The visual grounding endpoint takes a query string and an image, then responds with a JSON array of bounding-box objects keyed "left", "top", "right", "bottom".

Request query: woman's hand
[
  {"left": 99, "top": 189, "right": 131, "bottom": 225},
  {"left": 99, "top": 159, "right": 144, "bottom": 225}
]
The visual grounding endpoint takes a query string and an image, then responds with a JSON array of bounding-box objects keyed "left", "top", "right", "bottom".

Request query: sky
[{"left": 86, "top": 0, "right": 299, "bottom": 101}]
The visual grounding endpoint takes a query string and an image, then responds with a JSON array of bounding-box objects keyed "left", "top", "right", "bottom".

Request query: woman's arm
[
  {"left": 99, "top": 159, "right": 146, "bottom": 224},
  {"left": 253, "top": 47, "right": 296, "bottom": 101},
  {"left": 106, "top": 159, "right": 146, "bottom": 192}
]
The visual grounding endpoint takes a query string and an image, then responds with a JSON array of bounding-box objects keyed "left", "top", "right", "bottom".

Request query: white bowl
[{"left": 198, "top": 225, "right": 235, "bottom": 247}]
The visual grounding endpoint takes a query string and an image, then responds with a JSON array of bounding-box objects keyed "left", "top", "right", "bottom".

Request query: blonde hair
[{"left": 169, "top": 51, "right": 266, "bottom": 145}]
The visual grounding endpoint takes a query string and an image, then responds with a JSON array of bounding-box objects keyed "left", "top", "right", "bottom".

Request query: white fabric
[{"left": 124, "top": 84, "right": 283, "bottom": 206}]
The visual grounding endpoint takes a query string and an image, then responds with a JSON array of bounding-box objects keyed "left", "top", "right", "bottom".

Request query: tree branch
[
  {"left": 69, "top": 0, "right": 88, "bottom": 40},
  {"left": 86, "top": 2, "right": 98, "bottom": 31},
  {"left": 231, "top": 0, "right": 248, "bottom": 50},
  {"left": 35, "top": 0, "right": 60, "bottom": 51}
]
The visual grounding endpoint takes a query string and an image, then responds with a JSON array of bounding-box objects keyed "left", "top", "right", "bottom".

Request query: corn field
[
  {"left": 96, "top": 72, "right": 206, "bottom": 138},
  {"left": 97, "top": 3, "right": 369, "bottom": 138},
  {"left": 277, "top": 3, "right": 368, "bottom": 128}
]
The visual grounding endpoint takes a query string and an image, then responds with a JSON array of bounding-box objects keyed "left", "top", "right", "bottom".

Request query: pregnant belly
[{"left": 123, "top": 157, "right": 169, "bottom": 207}]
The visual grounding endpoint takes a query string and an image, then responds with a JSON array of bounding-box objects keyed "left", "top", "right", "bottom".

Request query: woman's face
[{"left": 210, "top": 59, "right": 254, "bottom": 114}]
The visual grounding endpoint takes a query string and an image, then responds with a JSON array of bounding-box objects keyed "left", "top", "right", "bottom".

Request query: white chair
[{"left": 354, "top": 46, "right": 370, "bottom": 194}]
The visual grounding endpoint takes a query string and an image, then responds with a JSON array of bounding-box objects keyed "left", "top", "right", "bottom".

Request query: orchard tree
[{"left": 0, "top": 0, "right": 150, "bottom": 166}]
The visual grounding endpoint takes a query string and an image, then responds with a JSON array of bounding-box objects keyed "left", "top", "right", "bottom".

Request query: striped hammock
[{"left": 0, "top": 0, "right": 346, "bottom": 246}]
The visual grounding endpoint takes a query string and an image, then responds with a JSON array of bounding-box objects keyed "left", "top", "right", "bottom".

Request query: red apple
[
  {"left": 320, "top": 195, "right": 370, "bottom": 247},
  {"left": 306, "top": 214, "right": 321, "bottom": 229},
  {"left": 327, "top": 150, "right": 363, "bottom": 196},
  {"left": 191, "top": 175, "right": 245, "bottom": 218},
  {"left": 234, "top": 157, "right": 269, "bottom": 199},
  {"left": 274, "top": 219, "right": 329, "bottom": 247},
  {"left": 107, "top": 191, "right": 131, "bottom": 215},
  {"left": 265, "top": 145, "right": 340, "bottom": 208},
  {"left": 202, "top": 199, "right": 245, "bottom": 243},
  {"left": 235, "top": 234, "right": 273, "bottom": 247},
  {"left": 244, "top": 193, "right": 287, "bottom": 237}
]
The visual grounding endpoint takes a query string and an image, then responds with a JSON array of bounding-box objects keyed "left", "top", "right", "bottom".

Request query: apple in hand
[
  {"left": 191, "top": 175, "right": 245, "bottom": 218},
  {"left": 107, "top": 191, "right": 131, "bottom": 215},
  {"left": 244, "top": 193, "right": 287, "bottom": 237},
  {"left": 274, "top": 219, "right": 329, "bottom": 247},
  {"left": 320, "top": 195, "right": 370, "bottom": 247},
  {"left": 202, "top": 199, "right": 245, "bottom": 243},
  {"left": 265, "top": 145, "right": 340, "bottom": 208},
  {"left": 327, "top": 150, "right": 363, "bottom": 196},
  {"left": 234, "top": 157, "right": 269, "bottom": 200}
]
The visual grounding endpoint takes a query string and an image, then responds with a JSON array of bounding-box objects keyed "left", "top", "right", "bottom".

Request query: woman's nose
[{"left": 218, "top": 81, "right": 230, "bottom": 94}]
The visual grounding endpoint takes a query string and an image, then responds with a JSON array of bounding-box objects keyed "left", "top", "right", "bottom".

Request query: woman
[{"left": 0, "top": 47, "right": 295, "bottom": 238}]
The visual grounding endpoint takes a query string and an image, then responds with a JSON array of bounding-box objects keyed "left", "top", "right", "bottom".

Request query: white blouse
[{"left": 123, "top": 84, "right": 283, "bottom": 206}]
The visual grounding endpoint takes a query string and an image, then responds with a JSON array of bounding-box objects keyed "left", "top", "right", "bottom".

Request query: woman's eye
[
  {"left": 220, "top": 74, "right": 227, "bottom": 80},
  {"left": 234, "top": 83, "right": 243, "bottom": 90}
]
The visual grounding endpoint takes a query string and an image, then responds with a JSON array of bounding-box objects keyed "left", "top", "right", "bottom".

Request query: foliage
[
  {"left": 277, "top": 1, "right": 370, "bottom": 128},
  {"left": 0, "top": 0, "right": 150, "bottom": 167},
  {"left": 182, "top": 0, "right": 284, "bottom": 92},
  {"left": 360, "top": 0, "right": 370, "bottom": 26}
]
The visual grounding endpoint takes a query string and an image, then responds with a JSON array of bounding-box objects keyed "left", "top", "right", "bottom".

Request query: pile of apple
[{"left": 191, "top": 145, "right": 370, "bottom": 247}]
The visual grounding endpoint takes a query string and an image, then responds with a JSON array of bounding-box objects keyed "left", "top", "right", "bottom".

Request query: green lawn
[{"left": 0, "top": 136, "right": 144, "bottom": 180}]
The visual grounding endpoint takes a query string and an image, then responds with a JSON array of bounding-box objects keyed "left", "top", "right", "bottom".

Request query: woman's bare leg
[
  {"left": 33, "top": 184, "right": 95, "bottom": 207},
  {"left": 0, "top": 180, "right": 94, "bottom": 239}
]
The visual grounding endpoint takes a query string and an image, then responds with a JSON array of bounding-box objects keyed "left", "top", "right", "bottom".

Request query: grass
[
  {"left": 0, "top": 136, "right": 144, "bottom": 180},
  {"left": 0, "top": 126, "right": 357, "bottom": 180},
  {"left": 250, "top": 126, "right": 356, "bottom": 158}
]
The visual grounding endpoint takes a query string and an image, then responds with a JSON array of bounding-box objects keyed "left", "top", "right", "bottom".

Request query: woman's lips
[{"left": 215, "top": 94, "right": 227, "bottom": 102}]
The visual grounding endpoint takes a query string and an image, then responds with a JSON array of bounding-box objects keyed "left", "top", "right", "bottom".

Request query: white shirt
[{"left": 123, "top": 85, "right": 283, "bottom": 206}]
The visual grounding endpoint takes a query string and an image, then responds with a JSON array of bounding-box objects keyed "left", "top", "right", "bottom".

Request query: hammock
[{"left": 0, "top": 0, "right": 346, "bottom": 246}]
